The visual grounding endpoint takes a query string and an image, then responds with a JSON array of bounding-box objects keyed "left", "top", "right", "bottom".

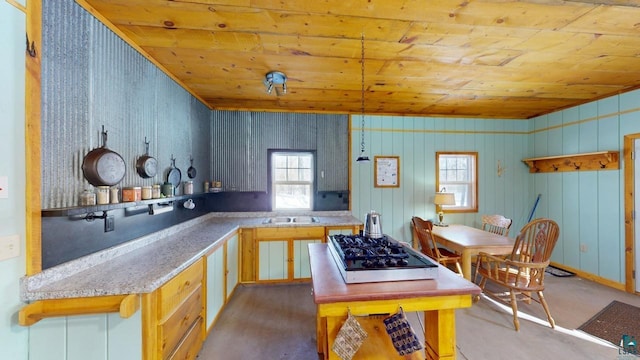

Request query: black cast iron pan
[
  {"left": 167, "top": 155, "right": 181, "bottom": 189},
  {"left": 82, "top": 126, "right": 126, "bottom": 186},
  {"left": 136, "top": 137, "right": 158, "bottom": 178},
  {"left": 187, "top": 155, "right": 197, "bottom": 179}
]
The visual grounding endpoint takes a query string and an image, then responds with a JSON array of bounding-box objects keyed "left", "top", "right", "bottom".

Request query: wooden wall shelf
[{"left": 522, "top": 151, "right": 619, "bottom": 173}]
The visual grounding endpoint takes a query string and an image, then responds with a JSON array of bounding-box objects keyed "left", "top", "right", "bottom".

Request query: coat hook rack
[{"left": 522, "top": 151, "right": 619, "bottom": 173}]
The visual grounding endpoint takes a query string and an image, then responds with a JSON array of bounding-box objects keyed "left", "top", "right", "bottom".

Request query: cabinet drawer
[
  {"left": 256, "top": 226, "right": 324, "bottom": 239},
  {"left": 168, "top": 316, "right": 203, "bottom": 360},
  {"left": 158, "top": 258, "right": 204, "bottom": 318},
  {"left": 160, "top": 286, "right": 203, "bottom": 359}
]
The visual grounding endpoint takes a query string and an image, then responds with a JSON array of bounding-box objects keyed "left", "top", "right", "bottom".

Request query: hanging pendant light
[{"left": 356, "top": 34, "right": 370, "bottom": 163}]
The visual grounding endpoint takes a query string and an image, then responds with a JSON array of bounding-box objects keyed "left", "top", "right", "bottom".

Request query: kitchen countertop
[{"left": 20, "top": 211, "right": 362, "bottom": 302}]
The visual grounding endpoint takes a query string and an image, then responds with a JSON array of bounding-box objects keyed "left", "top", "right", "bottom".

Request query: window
[
  {"left": 436, "top": 152, "right": 478, "bottom": 212},
  {"left": 271, "top": 151, "right": 314, "bottom": 210}
]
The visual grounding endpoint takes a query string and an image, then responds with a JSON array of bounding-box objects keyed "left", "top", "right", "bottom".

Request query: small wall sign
[{"left": 374, "top": 156, "right": 400, "bottom": 188}]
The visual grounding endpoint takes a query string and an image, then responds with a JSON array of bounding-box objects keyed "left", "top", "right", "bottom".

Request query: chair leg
[
  {"left": 509, "top": 290, "right": 520, "bottom": 331},
  {"left": 455, "top": 261, "right": 463, "bottom": 276},
  {"left": 537, "top": 291, "right": 555, "bottom": 329}
]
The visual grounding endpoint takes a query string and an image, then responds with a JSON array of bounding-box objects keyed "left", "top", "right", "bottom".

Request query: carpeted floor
[{"left": 579, "top": 300, "right": 640, "bottom": 347}]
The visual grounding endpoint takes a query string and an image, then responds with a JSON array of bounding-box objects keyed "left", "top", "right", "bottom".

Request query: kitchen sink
[
  {"left": 291, "top": 216, "right": 319, "bottom": 223},
  {"left": 262, "top": 216, "right": 319, "bottom": 224}
]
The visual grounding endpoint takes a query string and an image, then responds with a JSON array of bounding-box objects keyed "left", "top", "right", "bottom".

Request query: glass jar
[
  {"left": 96, "top": 186, "right": 110, "bottom": 205},
  {"left": 183, "top": 181, "right": 193, "bottom": 195},
  {"left": 141, "top": 185, "right": 152, "bottom": 200},
  {"left": 80, "top": 189, "right": 96, "bottom": 206},
  {"left": 152, "top": 184, "right": 161, "bottom": 199},
  {"left": 110, "top": 186, "right": 119, "bottom": 204},
  {"left": 162, "top": 182, "right": 173, "bottom": 197}
]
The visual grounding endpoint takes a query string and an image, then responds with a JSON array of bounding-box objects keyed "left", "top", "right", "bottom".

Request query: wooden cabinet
[
  {"left": 255, "top": 227, "right": 325, "bottom": 282},
  {"left": 204, "top": 232, "right": 240, "bottom": 333},
  {"left": 143, "top": 258, "right": 205, "bottom": 360}
]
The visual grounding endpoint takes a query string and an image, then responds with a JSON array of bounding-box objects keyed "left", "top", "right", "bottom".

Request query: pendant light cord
[
  {"left": 356, "top": 33, "right": 369, "bottom": 162},
  {"left": 360, "top": 33, "right": 365, "bottom": 155}
]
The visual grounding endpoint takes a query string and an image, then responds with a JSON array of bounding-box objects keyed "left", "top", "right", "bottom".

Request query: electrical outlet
[
  {"left": 0, "top": 176, "right": 8, "bottom": 199},
  {"left": 105, "top": 215, "right": 115, "bottom": 232},
  {"left": 0, "top": 234, "right": 20, "bottom": 261}
]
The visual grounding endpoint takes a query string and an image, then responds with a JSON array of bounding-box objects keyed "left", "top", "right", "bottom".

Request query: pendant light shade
[{"left": 356, "top": 34, "right": 370, "bottom": 163}]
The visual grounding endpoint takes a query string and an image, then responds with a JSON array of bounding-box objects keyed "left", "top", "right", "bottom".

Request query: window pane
[
  {"left": 274, "top": 184, "right": 311, "bottom": 209},
  {"left": 274, "top": 169, "right": 287, "bottom": 181}
]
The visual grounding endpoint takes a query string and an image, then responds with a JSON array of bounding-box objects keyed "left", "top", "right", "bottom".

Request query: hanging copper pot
[{"left": 82, "top": 126, "right": 126, "bottom": 186}]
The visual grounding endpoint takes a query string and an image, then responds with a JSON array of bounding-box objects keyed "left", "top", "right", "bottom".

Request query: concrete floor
[{"left": 197, "top": 275, "right": 640, "bottom": 360}]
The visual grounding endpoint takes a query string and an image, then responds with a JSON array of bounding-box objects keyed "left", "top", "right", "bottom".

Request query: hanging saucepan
[
  {"left": 136, "top": 137, "right": 158, "bottom": 178},
  {"left": 82, "top": 126, "right": 126, "bottom": 186},
  {"left": 187, "top": 155, "right": 197, "bottom": 179},
  {"left": 166, "top": 155, "right": 182, "bottom": 189}
]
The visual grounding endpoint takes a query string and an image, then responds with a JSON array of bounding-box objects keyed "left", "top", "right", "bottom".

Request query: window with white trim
[
  {"left": 436, "top": 152, "right": 478, "bottom": 212},
  {"left": 271, "top": 151, "right": 314, "bottom": 210}
]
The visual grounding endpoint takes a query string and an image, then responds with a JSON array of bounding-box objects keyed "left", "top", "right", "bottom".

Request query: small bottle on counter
[
  {"left": 204, "top": 181, "right": 209, "bottom": 193},
  {"left": 110, "top": 186, "right": 119, "bottom": 204},
  {"left": 80, "top": 189, "right": 96, "bottom": 206},
  {"left": 96, "top": 186, "right": 110, "bottom": 205}
]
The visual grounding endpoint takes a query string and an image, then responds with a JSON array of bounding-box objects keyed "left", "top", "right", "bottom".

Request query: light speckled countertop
[{"left": 20, "top": 211, "right": 362, "bottom": 302}]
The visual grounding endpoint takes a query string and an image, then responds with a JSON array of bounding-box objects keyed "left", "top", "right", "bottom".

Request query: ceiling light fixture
[
  {"left": 264, "top": 71, "right": 287, "bottom": 96},
  {"left": 356, "top": 34, "right": 370, "bottom": 163}
]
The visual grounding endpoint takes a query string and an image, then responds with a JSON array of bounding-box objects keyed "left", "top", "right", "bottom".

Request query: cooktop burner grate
[{"left": 328, "top": 233, "right": 438, "bottom": 283}]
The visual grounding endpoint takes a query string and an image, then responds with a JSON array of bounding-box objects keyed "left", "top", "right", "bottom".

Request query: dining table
[{"left": 430, "top": 224, "right": 515, "bottom": 280}]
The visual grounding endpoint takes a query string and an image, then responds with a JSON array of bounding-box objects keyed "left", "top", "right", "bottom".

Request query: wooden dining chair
[
  {"left": 411, "top": 216, "right": 463, "bottom": 275},
  {"left": 481, "top": 214, "right": 513, "bottom": 236},
  {"left": 474, "top": 218, "right": 560, "bottom": 331}
]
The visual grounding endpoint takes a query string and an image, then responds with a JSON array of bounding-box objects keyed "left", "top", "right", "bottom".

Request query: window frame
[
  {"left": 435, "top": 151, "right": 478, "bottom": 213},
  {"left": 269, "top": 150, "right": 316, "bottom": 211}
]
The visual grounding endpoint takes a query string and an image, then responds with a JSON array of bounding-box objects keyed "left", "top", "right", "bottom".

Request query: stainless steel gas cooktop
[{"left": 327, "top": 233, "right": 438, "bottom": 284}]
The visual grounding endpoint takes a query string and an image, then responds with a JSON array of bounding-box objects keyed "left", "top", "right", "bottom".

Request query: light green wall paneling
[{"left": 0, "top": 3, "right": 28, "bottom": 360}]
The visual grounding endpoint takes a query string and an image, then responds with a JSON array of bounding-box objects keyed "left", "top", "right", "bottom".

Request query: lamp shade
[{"left": 433, "top": 192, "right": 456, "bottom": 206}]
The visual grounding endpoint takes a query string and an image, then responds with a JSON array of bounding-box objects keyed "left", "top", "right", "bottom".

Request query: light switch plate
[
  {"left": 0, "top": 176, "right": 8, "bottom": 198},
  {"left": 0, "top": 234, "right": 20, "bottom": 261}
]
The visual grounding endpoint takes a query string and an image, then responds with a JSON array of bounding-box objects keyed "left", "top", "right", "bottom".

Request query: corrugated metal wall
[
  {"left": 210, "top": 111, "right": 348, "bottom": 192},
  {"left": 41, "top": 1, "right": 211, "bottom": 208}
]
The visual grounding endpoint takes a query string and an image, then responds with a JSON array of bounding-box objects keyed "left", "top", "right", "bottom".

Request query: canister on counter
[
  {"left": 122, "top": 187, "right": 142, "bottom": 202},
  {"left": 152, "top": 184, "right": 161, "bottom": 199},
  {"left": 96, "top": 186, "right": 110, "bottom": 205},
  {"left": 204, "top": 181, "right": 209, "bottom": 192},
  {"left": 162, "top": 182, "right": 173, "bottom": 197},
  {"left": 183, "top": 180, "right": 193, "bottom": 195},
  {"left": 141, "top": 185, "right": 152, "bottom": 200}
]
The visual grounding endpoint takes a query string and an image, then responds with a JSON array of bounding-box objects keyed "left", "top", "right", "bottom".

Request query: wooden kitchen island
[{"left": 309, "top": 243, "right": 481, "bottom": 360}]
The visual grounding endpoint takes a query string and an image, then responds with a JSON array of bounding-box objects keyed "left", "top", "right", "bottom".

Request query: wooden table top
[
  {"left": 309, "top": 243, "right": 481, "bottom": 305},
  {"left": 430, "top": 224, "right": 514, "bottom": 250}
]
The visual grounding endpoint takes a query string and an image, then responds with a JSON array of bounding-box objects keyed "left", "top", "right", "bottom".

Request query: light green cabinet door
[
  {"left": 258, "top": 240, "right": 287, "bottom": 280},
  {"left": 226, "top": 233, "right": 239, "bottom": 300},
  {"left": 206, "top": 246, "right": 225, "bottom": 331},
  {"left": 293, "top": 239, "right": 322, "bottom": 279}
]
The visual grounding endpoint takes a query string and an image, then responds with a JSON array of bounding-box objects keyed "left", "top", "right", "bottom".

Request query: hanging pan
[
  {"left": 136, "top": 137, "right": 158, "bottom": 178},
  {"left": 166, "top": 155, "right": 182, "bottom": 189},
  {"left": 187, "top": 155, "right": 197, "bottom": 179},
  {"left": 82, "top": 126, "right": 126, "bottom": 186}
]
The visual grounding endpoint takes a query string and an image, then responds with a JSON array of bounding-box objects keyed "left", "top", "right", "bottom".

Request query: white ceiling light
[{"left": 264, "top": 71, "right": 287, "bottom": 96}]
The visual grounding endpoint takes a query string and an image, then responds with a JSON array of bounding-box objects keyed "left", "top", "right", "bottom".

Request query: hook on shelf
[
  {"left": 599, "top": 161, "right": 607, "bottom": 169},
  {"left": 573, "top": 162, "right": 581, "bottom": 170},
  {"left": 552, "top": 164, "right": 558, "bottom": 171}
]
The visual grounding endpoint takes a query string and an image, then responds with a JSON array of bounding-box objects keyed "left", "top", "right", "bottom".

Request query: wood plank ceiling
[{"left": 77, "top": 0, "right": 640, "bottom": 119}]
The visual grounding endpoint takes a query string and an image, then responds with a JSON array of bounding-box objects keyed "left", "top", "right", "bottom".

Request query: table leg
[
  {"left": 317, "top": 311, "right": 326, "bottom": 356},
  {"left": 424, "top": 309, "right": 457, "bottom": 360},
  {"left": 461, "top": 250, "right": 472, "bottom": 281}
]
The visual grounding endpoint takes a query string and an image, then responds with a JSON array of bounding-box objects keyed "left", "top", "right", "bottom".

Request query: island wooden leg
[
  {"left": 317, "top": 311, "right": 327, "bottom": 357},
  {"left": 424, "top": 309, "right": 456, "bottom": 360}
]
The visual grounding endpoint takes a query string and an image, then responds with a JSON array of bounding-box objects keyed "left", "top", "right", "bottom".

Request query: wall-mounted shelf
[
  {"left": 41, "top": 193, "right": 206, "bottom": 217},
  {"left": 522, "top": 151, "right": 619, "bottom": 173}
]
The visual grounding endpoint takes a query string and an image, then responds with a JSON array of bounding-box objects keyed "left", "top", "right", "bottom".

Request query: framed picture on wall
[{"left": 374, "top": 156, "right": 400, "bottom": 188}]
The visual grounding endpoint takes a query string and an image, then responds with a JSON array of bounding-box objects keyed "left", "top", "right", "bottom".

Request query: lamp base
[{"left": 434, "top": 222, "right": 449, "bottom": 227}]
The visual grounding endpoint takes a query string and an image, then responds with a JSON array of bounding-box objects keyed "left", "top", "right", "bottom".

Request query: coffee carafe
[{"left": 364, "top": 211, "right": 383, "bottom": 238}]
